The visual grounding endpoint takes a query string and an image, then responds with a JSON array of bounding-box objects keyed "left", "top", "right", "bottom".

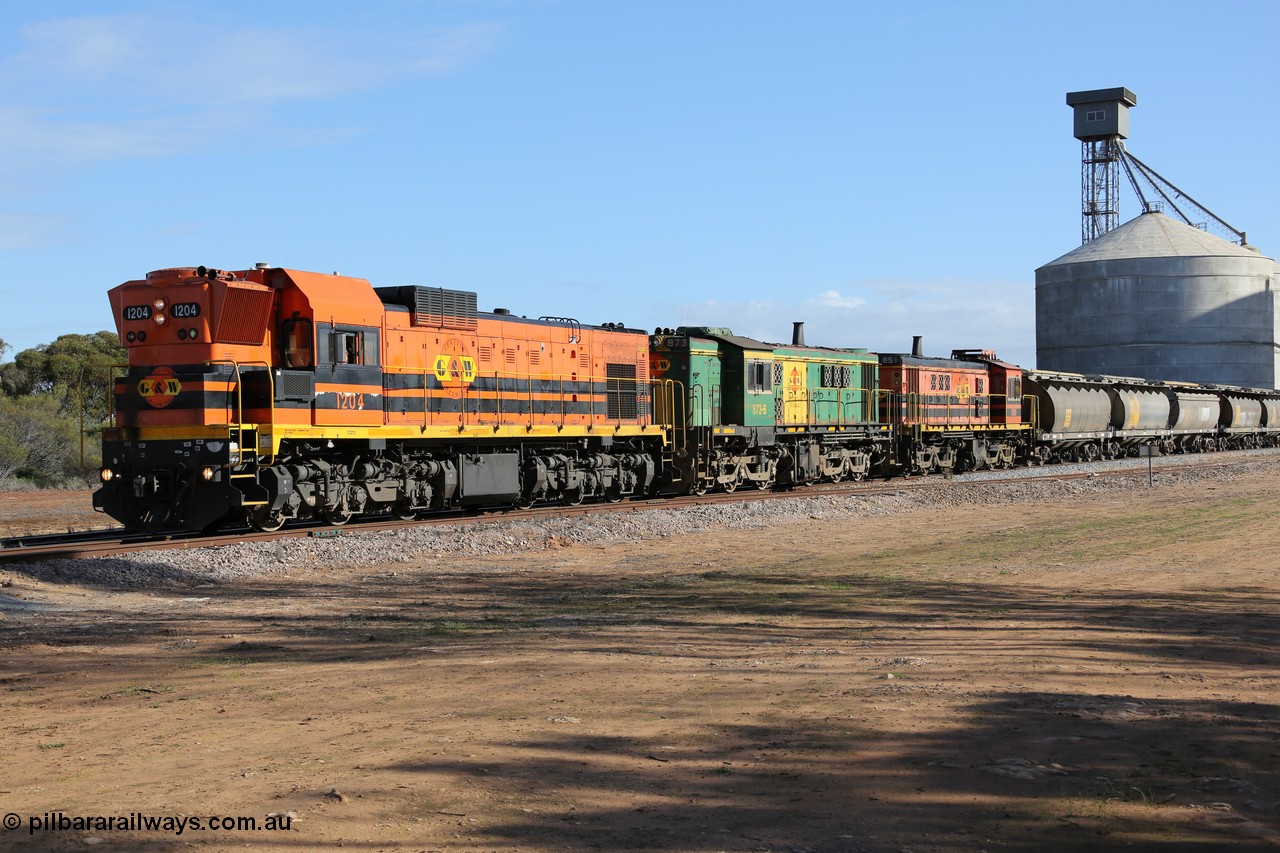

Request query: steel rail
[{"left": 3, "top": 449, "right": 1276, "bottom": 564}]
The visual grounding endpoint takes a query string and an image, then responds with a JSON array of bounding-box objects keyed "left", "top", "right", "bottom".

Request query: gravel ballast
[{"left": 17, "top": 452, "right": 1280, "bottom": 588}]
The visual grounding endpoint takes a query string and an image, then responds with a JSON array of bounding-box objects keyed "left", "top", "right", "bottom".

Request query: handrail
[
  {"left": 205, "top": 359, "right": 275, "bottom": 465},
  {"left": 649, "top": 378, "right": 685, "bottom": 452},
  {"left": 688, "top": 382, "right": 706, "bottom": 430},
  {"left": 537, "top": 316, "right": 582, "bottom": 343},
  {"left": 880, "top": 390, "right": 1033, "bottom": 434},
  {"left": 77, "top": 361, "right": 129, "bottom": 470},
  {"left": 776, "top": 384, "right": 881, "bottom": 428},
  {"left": 381, "top": 364, "right": 658, "bottom": 431},
  {"left": 840, "top": 389, "right": 877, "bottom": 426}
]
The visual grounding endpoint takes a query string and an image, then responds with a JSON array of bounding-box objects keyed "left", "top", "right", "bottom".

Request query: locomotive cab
[
  {"left": 95, "top": 265, "right": 389, "bottom": 529},
  {"left": 106, "top": 266, "right": 276, "bottom": 426},
  {"left": 96, "top": 266, "right": 281, "bottom": 529}
]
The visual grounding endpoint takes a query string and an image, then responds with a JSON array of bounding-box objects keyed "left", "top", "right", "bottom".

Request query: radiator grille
[
  {"left": 373, "top": 286, "right": 478, "bottom": 330},
  {"left": 216, "top": 286, "right": 273, "bottom": 344},
  {"left": 606, "top": 363, "right": 638, "bottom": 420},
  {"left": 275, "top": 370, "right": 315, "bottom": 401},
  {"left": 821, "top": 365, "right": 852, "bottom": 388}
]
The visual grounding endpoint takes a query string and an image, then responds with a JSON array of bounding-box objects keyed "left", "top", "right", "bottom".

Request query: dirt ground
[
  {"left": 0, "top": 488, "right": 116, "bottom": 537},
  {"left": 1, "top": 473, "right": 1278, "bottom": 852}
]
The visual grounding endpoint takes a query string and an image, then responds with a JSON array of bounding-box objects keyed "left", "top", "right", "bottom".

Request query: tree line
[{"left": 0, "top": 332, "right": 126, "bottom": 488}]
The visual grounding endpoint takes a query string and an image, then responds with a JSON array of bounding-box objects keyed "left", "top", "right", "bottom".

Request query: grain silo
[{"left": 1035, "top": 210, "right": 1278, "bottom": 387}]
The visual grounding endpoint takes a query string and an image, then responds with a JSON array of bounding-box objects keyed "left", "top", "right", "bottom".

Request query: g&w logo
[{"left": 138, "top": 367, "right": 182, "bottom": 408}]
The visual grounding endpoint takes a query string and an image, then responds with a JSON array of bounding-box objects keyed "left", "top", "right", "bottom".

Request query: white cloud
[
  {"left": 407, "top": 22, "right": 506, "bottom": 76},
  {"left": 0, "top": 12, "right": 506, "bottom": 244},
  {"left": 0, "top": 106, "right": 191, "bottom": 171},
  {"left": 805, "top": 289, "right": 866, "bottom": 311},
  {"left": 4, "top": 15, "right": 502, "bottom": 107},
  {"left": 12, "top": 16, "right": 139, "bottom": 82},
  {"left": 0, "top": 14, "right": 504, "bottom": 176}
]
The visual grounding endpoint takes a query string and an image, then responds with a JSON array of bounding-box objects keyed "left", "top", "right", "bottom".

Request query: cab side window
[
  {"left": 282, "top": 317, "right": 314, "bottom": 368},
  {"left": 333, "top": 330, "right": 364, "bottom": 365}
]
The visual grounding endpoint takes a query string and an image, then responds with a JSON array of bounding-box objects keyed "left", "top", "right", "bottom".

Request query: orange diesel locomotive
[
  {"left": 95, "top": 266, "right": 665, "bottom": 531},
  {"left": 877, "top": 343, "right": 1030, "bottom": 474}
]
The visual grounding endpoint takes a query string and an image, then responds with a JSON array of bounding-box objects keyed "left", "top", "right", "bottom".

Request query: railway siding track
[{"left": 3, "top": 449, "right": 1276, "bottom": 565}]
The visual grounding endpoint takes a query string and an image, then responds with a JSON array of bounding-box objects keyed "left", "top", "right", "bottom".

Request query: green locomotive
[{"left": 650, "top": 326, "right": 890, "bottom": 493}]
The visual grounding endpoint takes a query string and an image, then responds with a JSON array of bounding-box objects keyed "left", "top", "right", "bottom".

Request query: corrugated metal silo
[{"left": 1036, "top": 211, "right": 1278, "bottom": 387}]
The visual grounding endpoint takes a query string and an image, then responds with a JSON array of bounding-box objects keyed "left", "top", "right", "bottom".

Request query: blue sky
[{"left": 2, "top": 0, "right": 1276, "bottom": 368}]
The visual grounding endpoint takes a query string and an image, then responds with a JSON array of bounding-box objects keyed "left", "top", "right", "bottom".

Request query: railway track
[{"left": 2, "top": 449, "right": 1275, "bottom": 564}]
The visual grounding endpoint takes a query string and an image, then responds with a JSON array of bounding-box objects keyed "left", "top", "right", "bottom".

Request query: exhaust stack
[
  {"left": 912, "top": 335, "right": 924, "bottom": 357},
  {"left": 792, "top": 322, "right": 805, "bottom": 347}
]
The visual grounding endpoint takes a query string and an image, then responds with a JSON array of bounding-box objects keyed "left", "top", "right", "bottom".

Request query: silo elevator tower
[{"left": 1067, "top": 87, "right": 1137, "bottom": 244}]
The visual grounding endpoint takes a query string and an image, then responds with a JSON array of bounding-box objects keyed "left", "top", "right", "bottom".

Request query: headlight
[
  {"left": 100, "top": 468, "right": 114, "bottom": 482},
  {"left": 154, "top": 313, "right": 167, "bottom": 326},
  {"left": 201, "top": 466, "right": 215, "bottom": 481},
  {"left": 153, "top": 297, "right": 167, "bottom": 311}
]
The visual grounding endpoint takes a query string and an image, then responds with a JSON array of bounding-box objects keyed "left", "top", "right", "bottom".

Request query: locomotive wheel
[
  {"left": 249, "top": 507, "right": 287, "bottom": 533},
  {"left": 323, "top": 507, "right": 354, "bottom": 526},
  {"left": 722, "top": 478, "right": 738, "bottom": 493},
  {"left": 392, "top": 501, "right": 418, "bottom": 521},
  {"left": 755, "top": 477, "right": 772, "bottom": 491},
  {"left": 604, "top": 484, "right": 624, "bottom": 504},
  {"left": 691, "top": 481, "right": 708, "bottom": 496},
  {"left": 562, "top": 487, "right": 584, "bottom": 506}
]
